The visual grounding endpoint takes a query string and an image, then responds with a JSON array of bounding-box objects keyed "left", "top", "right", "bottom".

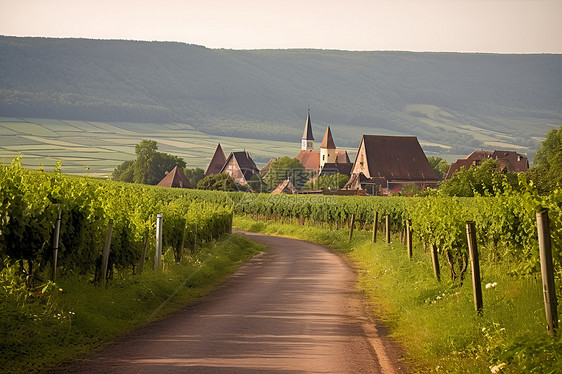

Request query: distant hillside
[{"left": 1, "top": 36, "right": 561, "bottom": 157}]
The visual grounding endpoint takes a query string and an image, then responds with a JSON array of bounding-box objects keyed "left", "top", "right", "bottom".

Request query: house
[
  {"left": 295, "top": 111, "right": 352, "bottom": 175},
  {"left": 259, "top": 158, "right": 278, "bottom": 178},
  {"left": 445, "top": 150, "right": 529, "bottom": 179},
  {"left": 271, "top": 179, "right": 297, "bottom": 194},
  {"left": 221, "top": 151, "right": 260, "bottom": 186},
  {"left": 204, "top": 143, "right": 227, "bottom": 176},
  {"left": 346, "top": 135, "right": 439, "bottom": 195},
  {"left": 157, "top": 166, "right": 193, "bottom": 189}
]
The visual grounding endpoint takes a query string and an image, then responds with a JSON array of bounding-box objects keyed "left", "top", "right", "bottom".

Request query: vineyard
[
  {"left": 0, "top": 156, "right": 233, "bottom": 284},
  {"left": 2, "top": 154, "right": 560, "bottom": 294},
  {"left": 226, "top": 186, "right": 562, "bottom": 280},
  {"left": 1, "top": 156, "right": 561, "bottom": 372}
]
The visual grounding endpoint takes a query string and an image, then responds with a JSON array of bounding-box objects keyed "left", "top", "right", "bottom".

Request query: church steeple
[
  {"left": 301, "top": 110, "right": 314, "bottom": 151},
  {"left": 320, "top": 125, "right": 336, "bottom": 169}
]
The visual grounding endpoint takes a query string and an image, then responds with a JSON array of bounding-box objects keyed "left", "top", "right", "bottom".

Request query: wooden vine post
[
  {"left": 385, "top": 215, "right": 390, "bottom": 243},
  {"left": 406, "top": 220, "right": 413, "bottom": 259},
  {"left": 349, "top": 214, "right": 356, "bottom": 242},
  {"left": 138, "top": 231, "right": 149, "bottom": 274},
  {"left": 154, "top": 214, "right": 163, "bottom": 270},
  {"left": 372, "top": 211, "right": 378, "bottom": 243},
  {"left": 100, "top": 219, "right": 114, "bottom": 288},
  {"left": 51, "top": 210, "right": 62, "bottom": 281},
  {"left": 431, "top": 244, "right": 441, "bottom": 282},
  {"left": 536, "top": 210, "right": 559, "bottom": 336},
  {"left": 466, "top": 221, "right": 483, "bottom": 314}
]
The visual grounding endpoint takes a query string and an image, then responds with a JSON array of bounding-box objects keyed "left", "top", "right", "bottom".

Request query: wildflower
[
  {"left": 59, "top": 288, "right": 63, "bottom": 292},
  {"left": 38, "top": 291, "right": 42, "bottom": 295},
  {"left": 490, "top": 362, "right": 506, "bottom": 373},
  {"left": 485, "top": 282, "right": 497, "bottom": 289}
]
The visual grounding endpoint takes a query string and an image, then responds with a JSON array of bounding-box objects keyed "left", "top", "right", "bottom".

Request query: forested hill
[{"left": 1, "top": 35, "right": 561, "bottom": 155}]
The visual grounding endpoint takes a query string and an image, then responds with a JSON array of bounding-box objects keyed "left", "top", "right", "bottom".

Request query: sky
[{"left": 1, "top": 0, "right": 561, "bottom": 53}]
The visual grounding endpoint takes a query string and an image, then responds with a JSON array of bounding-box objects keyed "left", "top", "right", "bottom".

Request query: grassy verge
[
  {"left": 0, "top": 233, "right": 265, "bottom": 374},
  {"left": 234, "top": 216, "right": 562, "bottom": 373}
]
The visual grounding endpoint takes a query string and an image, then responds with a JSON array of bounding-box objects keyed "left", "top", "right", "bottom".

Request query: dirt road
[{"left": 54, "top": 232, "right": 406, "bottom": 373}]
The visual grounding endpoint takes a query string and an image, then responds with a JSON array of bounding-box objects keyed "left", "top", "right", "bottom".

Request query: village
[{"left": 157, "top": 110, "right": 529, "bottom": 195}]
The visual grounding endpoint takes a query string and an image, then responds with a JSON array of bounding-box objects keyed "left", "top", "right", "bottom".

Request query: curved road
[{"left": 55, "top": 232, "right": 406, "bottom": 373}]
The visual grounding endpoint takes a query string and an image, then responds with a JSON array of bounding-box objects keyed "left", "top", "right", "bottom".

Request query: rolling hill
[{"left": 1, "top": 35, "right": 561, "bottom": 160}]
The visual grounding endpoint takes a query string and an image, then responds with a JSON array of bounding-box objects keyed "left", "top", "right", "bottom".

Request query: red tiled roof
[
  {"left": 356, "top": 135, "right": 438, "bottom": 181},
  {"left": 205, "top": 143, "right": 227, "bottom": 176},
  {"left": 271, "top": 179, "right": 297, "bottom": 194},
  {"left": 320, "top": 126, "right": 336, "bottom": 149},
  {"left": 157, "top": 166, "right": 193, "bottom": 188},
  {"left": 445, "top": 149, "right": 529, "bottom": 179},
  {"left": 296, "top": 150, "right": 349, "bottom": 171}
]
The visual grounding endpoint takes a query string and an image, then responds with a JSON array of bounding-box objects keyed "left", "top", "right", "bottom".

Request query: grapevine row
[{"left": 0, "top": 158, "right": 232, "bottom": 281}]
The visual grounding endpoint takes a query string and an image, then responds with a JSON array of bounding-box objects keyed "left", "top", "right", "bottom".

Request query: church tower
[
  {"left": 301, "top": 110, "right": 314, "bottom": 151},
  {"left": 320, "top": 125, "right": 336, "bottom": 170}
]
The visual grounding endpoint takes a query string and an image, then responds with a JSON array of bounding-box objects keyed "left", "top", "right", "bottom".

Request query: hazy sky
[{"left": 1, "top": 0, "right": 561, "bottom": 53}]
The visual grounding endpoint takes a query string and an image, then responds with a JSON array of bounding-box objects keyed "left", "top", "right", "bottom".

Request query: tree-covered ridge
[{"left": 1, "top": 36, "right": 560, "bottom": 156}]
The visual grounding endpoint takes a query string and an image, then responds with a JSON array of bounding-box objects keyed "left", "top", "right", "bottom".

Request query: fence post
[
  {"left": 385, "top": 215, "right": 390, "bottom": 243},
  {"left": 466, "top": 221, "right": 483, "bottom": 314},
  {"left": 154, "top": 214, "right": 163, "bottom": 270},
  {"left": 100, "top": 219, "right": 113, "bottom": 288},
  {"left": 372, "top": 211, "right": 378, "bottom": 243},
  {"left": 536, "top": 210, "right": 559, "bottom": 336},
  {"left": 349, "top": 214, "right": 356, "bottom": 242},
  {"left": 406, "top": 219, "right": 413, "bottom": 259},
  {"left": 138, "top": 231, "right": 149, "bottom": 274},
  {"left": 431, "top": 244, "right": 441, "bottom": 282},
  {"left": 52, "top": 210, "right": 62, "bottom": 282},
  {"left": 194, "top": 226, "right": 198, "bottom": 253}
]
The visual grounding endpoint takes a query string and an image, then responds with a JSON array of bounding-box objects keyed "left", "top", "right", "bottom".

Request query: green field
[
  {"left": 0, "top": 118, "right": 309, "bottom": 177},
  {"left": 0, "top": 115, "right": 545, "bottom": 178}
]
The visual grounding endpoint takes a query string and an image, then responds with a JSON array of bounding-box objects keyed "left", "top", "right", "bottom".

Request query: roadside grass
[
  {"left": 234, "top": 216, "right": 562, "bottom": 373},
  {"left": 0, "top": 233, "right": 265, "bottom": 374}
]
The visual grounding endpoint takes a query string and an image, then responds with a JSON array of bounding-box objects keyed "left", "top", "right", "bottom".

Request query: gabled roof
[
  {"left": 296, "top": 149, "right": 349, "bottom": 171},
  {"left": 271, "top": 179, "right": 297, "bottom": 194},
  {"left": 157, "top": 166, "right": 193, "bottom": 189},
  {"left": 302, "top": 110, "right": 314, "bottom": 141},
  {"left": 259, "top": 158, "right": 278, "bottom": 177},
  {"left": 445, "top": 149, "right": 529, "bottom": 179},
  {"left": 356, "top": 135, "right": 438, "bottom": 181},
  {"left": 205, "top": 143, "right": 227, "bottom": 176},
  {"left": 491, "top": 150, "right": 529, "bottom": 172},
  {"left": 221, "top": 151, "right": 260, "bottom": 184},
  {"left": 320, "top": 125, "right": 336, "bottom": 149}
]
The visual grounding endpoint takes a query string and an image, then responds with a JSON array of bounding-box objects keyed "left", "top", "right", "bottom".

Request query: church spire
[
  {"left": 320, "top": 125, "right": 336, "bottom": 170},
  {"left": 320, "top": 125, "right": 336, "bottom": 149},
  {"left": 301, "top": 109, "right": 314, "bottom": 151}
]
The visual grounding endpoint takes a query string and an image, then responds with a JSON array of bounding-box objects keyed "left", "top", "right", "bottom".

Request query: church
[{"left": 295, "top": 110, "right": 353, "bottom": 176}]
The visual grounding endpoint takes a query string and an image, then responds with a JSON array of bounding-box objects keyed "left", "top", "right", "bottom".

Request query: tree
[
  {"left": 440, "top": 159, "right": 518, "bottom": 197},
  {"left": 247, "top": 174, "right": 267, "bottom": 193},
  {"left": 196, "top": 173, "right": 237, "bottom": 191},
  {"left": 184, "top": 167, "right": 206, "bottom": 187},
  {"left": 112, "top": 160, "right": 134, "bottom": 182},
  {"left": 527, "top": 126, "right": 562, "bottom": 193},
  {"left": 427, "top": 156, "right": 450, "bottom": 180},
  {"left": 133, "top": 140, "right": 158, "bottom": 184},
  {"left": 265, "top": 157, "right": 307, "bottom": 190},
  {"left": 111, "top": 140, "right": 186, "bottom": 185},
  {"left": 303, "top": 173, "right": 349, "bottom": 191}
]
